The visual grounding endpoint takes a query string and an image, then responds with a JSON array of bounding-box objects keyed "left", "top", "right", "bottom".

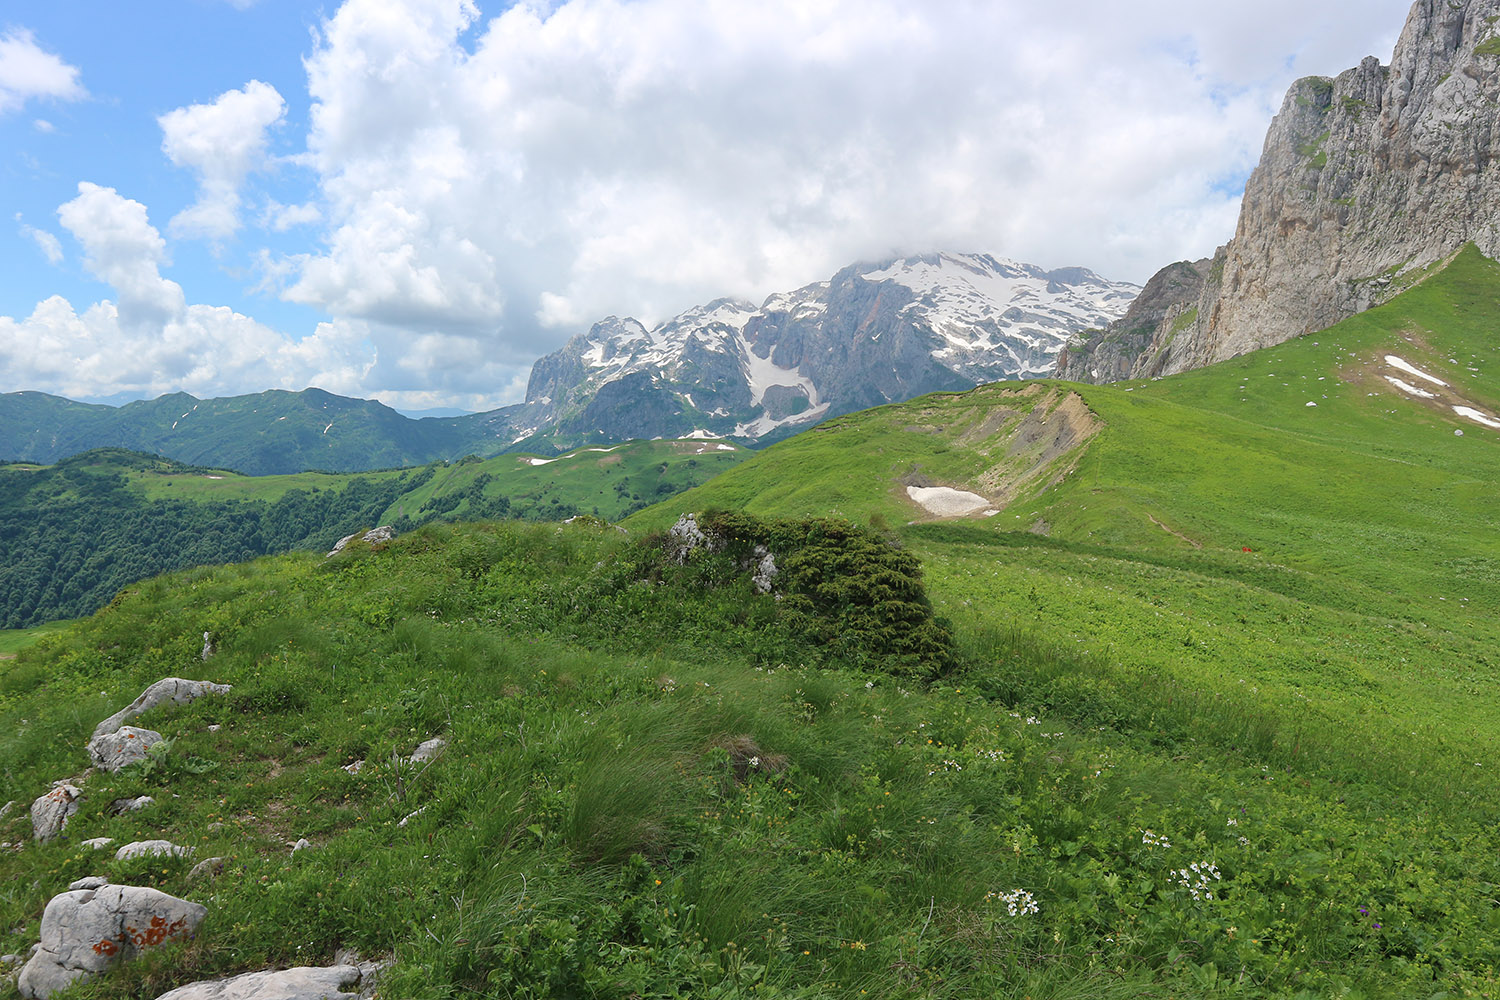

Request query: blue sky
[{"left": 0, "top": 0, "right": 1412, "bottom": 412}]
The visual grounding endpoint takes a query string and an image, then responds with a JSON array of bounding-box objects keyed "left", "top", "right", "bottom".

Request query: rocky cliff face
[{"left": 1060, "top": 0, "right": 1500, "bottom": 383}]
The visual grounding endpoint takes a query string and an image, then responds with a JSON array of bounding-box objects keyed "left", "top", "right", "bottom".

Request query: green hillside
[
  {"left": 0, "top": 441, "right": 746, "bottom": 628},
  {"left": 1, "top": 252, "right": 1499, "bottom": 997}
]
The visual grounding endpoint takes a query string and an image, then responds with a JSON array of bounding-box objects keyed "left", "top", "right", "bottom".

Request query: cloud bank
[{"left": 1, "top": 0, "right": 1414, "bottom": 410}]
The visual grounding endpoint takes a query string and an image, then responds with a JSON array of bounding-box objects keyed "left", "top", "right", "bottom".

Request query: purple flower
[
  {"left": 1373, "top": 923, "right": 1382, "bottom": 930},
  {"left": 1357, "top": 907, "right": 1368, "bottom": 915}
]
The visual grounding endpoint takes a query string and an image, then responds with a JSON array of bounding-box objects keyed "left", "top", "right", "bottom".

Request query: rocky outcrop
[
  {"left": 93, "top": 677, "right": 231, "bottom": 740},
  {"left": 1060, "top": 0, "right": 1500, "bottom": 381},
  {"left": 1056, "top": 257, "right": 1214, "bottom": 382},
  {"left": 87, "top": 726, "right": 163, "bottom": 772},
  {"left": 327, "top": 526, "right": 396, "bottom": 557},
  {"left": 17, "top": 881, "right": 206, "bottom": 998},
  {"left": 30, "top": 784, "right": 81, "bottom": 843}
]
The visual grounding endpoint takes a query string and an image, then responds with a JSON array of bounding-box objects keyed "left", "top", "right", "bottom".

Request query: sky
[{"left": 0, "top": 0, "right": 1414, "bottom": 414}]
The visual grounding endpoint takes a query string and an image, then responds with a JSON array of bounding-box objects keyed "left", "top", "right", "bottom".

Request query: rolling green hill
[{"left": 1, "top": 252, "right": 1499, "bottom": 997}]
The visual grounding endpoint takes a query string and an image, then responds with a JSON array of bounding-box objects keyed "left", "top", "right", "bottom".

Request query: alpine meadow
[{"left": 5, "top": 0, "right": 1500, "bottom": 998}]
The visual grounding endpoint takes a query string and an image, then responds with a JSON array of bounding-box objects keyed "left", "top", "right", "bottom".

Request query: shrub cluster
[{"left": 654, "top": 510, "right": 955, "bottom": 680}]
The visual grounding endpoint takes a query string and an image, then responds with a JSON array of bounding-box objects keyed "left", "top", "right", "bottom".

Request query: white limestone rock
[
  {"left": 16, "top": 883, "right": 206, "bottom": 998},
  {"left": 327, "top": 526, "right": 396, "bottom": 557},
  {"left": 30, "top": 784, "right": 81, "bottom": 843},
  {"left": 93, "top": 678, "right": 232, "bottom": 740},
  {"left": 114, "top": 841, "right": 193, "bottom": 861},
  {"left": 153, "top": 965, "right": 365, "bottom": 1000},
  {"left": 87, "top": 727, "right": 163, "bottom": 773}
]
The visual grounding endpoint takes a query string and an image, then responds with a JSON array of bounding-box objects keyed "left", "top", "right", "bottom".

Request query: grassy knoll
[{"left": 2, "top": 521, "right": 1495, "bottom": 998}]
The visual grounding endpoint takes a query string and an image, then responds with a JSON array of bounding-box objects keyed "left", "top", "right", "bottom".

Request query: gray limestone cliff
[{"left": 1060, "top": 0, "right": 1500, "bottom": 382}]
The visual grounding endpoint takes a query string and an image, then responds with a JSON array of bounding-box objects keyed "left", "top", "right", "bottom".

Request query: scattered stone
[
  {"left": 154, "top": 965, "right": 365, "bottom": 1000},
  {"left": 666, "top": 514, "right": 712, "bottom": 563},
  {"left": 327, "top": 526, "right": 397, "bottom": 558},
  {"left": 207, "top": 724, "right": 222, "bottom": 733},
  {"left": 0, "top": 800, "right": 15, "bottom": 820},
  {"left": 407, "top": 737, "right": 446, "bottom": 765},
  {"left": 109, "top": 796, "right": 155, "bottom": 815},
  {"left": 187, "top": 857, "right": 226, "bottom": 881},
  {"left": 342, "top": 759, "right": 365, "bottom": 775},
  {"left": 87, "top": 727, "right": 164, "bottom": 773},
  {"left": 16, "top": 883, "right": 206, "bottom": 999},
  {"left": 30, "top": 785, "right": 81, "bottom": 843},
  {"left": 80, "top": 838, "right": 114, "bottom": 851},
  {"left": 114, "top": 841, "right": 193, "bottom": 861},
  {"left": 200, "top": 633, "right": 216, "bottom": 661},
  {"left": 1, "top": 954, "right": 22, "bottom": 966},
  {"left": 92, "top": 678, "right": 232, "bottom": 740},
  {"left": 397, "top": 805, "right": 428, "bottom": 828},
  {"left": 291, "top": 838, "right": 312, "bottom": 854}
]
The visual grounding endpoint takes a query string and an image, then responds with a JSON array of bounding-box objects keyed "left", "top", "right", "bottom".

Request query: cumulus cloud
[
  {"left": 159, "top": 80, "right": 286, "bottom": 240},
  {"left": 280, "top": 0, "right": 1411, "bottom": 376},
  {"left": 0, "top": 29, "right": 85, "bottom": 115},
  {"left": 0, "top": 183, "right": 391, "bottom": 404}
]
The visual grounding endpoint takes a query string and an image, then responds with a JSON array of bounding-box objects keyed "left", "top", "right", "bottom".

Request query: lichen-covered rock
[
  {"left": 31, "top": 784, "right": 81, "bottom": 842},
  {"left": 16, "top": 882, "right": 206, "bottom": 998},
  {"left": 93, "top": 678, "right": 232, "bottom": 740},
  {"left": 87, "top": 727, "right": 163, "bottom": 773},
  {"left": 1059, "top": 0, "right": 1500, "bottom": 382},
  {"left": 114, "top": 841, "right": 193, "bottom": 861}
]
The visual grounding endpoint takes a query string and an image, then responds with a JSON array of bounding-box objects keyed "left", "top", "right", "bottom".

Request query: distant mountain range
[{"left": 1, "top": 252, "right": 1137, "bottom": 475}]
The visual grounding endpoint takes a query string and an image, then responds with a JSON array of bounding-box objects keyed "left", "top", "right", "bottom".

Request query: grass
[
  {"left": 3, "top": 250, "right": 1500, "bottom": 996},
  {"left": 0, "top": 621, "right": 77, "bottom": 657}
]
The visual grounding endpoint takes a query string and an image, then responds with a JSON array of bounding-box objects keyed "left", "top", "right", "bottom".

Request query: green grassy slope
[
  {"left": 629, "top": 245, "right": 1500, "bottom": 811},
  {"left": 2, "top": 522, "right": 1497, "bottom": 998}
]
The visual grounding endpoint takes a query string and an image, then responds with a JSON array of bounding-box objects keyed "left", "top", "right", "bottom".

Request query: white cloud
[
  {"left": 20, "top": 224, "right": 63, "bottom": 264},
  {"left": 159, "top": 80, "right": 286, "bottom": 240},
  {"left": 0, "top": 29, "right": 85, "bottom": 115},
  {"left": 33, "top": 118, "right": 54, "bottom": 133},
  {"left": 262, "top": 199, "right": 322, "bottom": 232},
  {"left": 0, "top": 184, "right": 402, "bottom": 404},
  {"left": 279, "top": 0, "right": 1412, "bottom": 377}
]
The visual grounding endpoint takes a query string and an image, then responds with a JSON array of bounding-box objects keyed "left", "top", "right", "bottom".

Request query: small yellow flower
[{"left": 849, "top": 940, "right": 867, "bottom": 951}]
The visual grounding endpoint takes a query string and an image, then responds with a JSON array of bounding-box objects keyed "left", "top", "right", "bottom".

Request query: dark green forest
[{"left": 0, "top": 451, "right": 435, "bottom": 629}]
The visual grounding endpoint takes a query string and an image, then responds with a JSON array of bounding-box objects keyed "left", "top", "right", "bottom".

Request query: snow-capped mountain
[{"left": 484, "top": 252, "right": 1138, "bottom": 450}]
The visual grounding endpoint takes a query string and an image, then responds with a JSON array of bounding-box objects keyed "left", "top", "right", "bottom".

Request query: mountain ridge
[
  {"left": 2, "top": 252, "right": 1137, "bottom": 474},
  {"left": 1059, "top": 0, "right": 1500, "bottom": 383}
]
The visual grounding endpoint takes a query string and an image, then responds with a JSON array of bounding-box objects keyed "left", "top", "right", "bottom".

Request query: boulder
[
  {"left": 30, "top": 784, "right": 81, "bottom": 842},
  {"left": 187, "top": 857, "right": 226, "bottom": 881},
  {"left": 153, "top": 965, "right": 365, "bottom": 1000},
  {"left": 327, "top": 526, "right": 396, "bottom": 558},
  {"left": 87, "top": 727, "right": 163, "bottom": 773},
  {"left": 16, "top": 882, "right": 206, "bottom": 999},
  {"left": 80, "top": 838, "right": 115, "bottom": 851},
  {"left": 115, "top": 841, "right": 193, "bottom": 861},
  {"left": 93, "top": 678, "right": 232, "bottom": 740},
  {"left": 109, "top": 796, "right": 155, "bottom": 814},
  {"left": 407, "top": 737, "right": 446, "bottom": 765}
]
